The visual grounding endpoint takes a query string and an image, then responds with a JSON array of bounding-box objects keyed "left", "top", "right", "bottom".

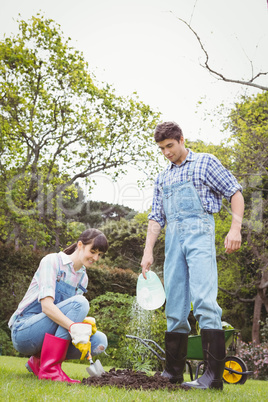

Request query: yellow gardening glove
[
  {"left": 69, "top": 322, "right": 92, "bottom": 360},
  {"left": 76, "top": 341, "right": 92, "bottom": 360},
  {"left": 83, "top": 317, "right": 97, "bottom": 335}
]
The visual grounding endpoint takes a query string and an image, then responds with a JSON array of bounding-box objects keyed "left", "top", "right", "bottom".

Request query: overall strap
[
  {"left": 55, "top": 253, "right": 87, "bottom": 294},
  {"left": 77, "top": 272, "right": 87, "bottom": 294},
  {"left": 56, "top": 254, "right": 66, "bottom": 282},
  {"left": 187, "top": 154, "right": 201, "bottom": 180}
]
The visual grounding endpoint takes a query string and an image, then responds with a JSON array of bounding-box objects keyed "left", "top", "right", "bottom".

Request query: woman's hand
[{"left": 69, "top": 322, "right": 92, "bottom": 360}]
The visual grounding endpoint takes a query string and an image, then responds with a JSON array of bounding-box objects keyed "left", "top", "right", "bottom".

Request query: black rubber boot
[
  {"left": 161, "top": 331, "right": 188, "bottom": 384},
  {"left": 182, "top": 329, "right": 226, "bottom": 390}
]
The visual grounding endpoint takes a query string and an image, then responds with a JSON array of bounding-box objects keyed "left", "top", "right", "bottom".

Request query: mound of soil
[{"left": 82, "top": 368, "right": 190, "bottom": 391}]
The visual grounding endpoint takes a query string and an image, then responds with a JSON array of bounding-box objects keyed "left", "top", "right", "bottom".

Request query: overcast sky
[{"left": 1, "top": 0, "right": 267, "bottom": 211}]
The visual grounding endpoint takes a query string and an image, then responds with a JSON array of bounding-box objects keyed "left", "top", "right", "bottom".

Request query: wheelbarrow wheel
[{"left": 223, "top": 356, "right": 248, "bottom": 385}]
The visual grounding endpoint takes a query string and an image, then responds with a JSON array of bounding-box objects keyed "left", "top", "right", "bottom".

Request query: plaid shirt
[
  {"left": 8, "top": 252, "right": 88, "bottom": 328},
  {"left": 148, "top": 149, "right": 242, "bottom": 228}
]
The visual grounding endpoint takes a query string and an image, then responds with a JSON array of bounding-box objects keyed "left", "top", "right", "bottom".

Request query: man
[{"left": 141, "top": 122, "right": 244, "bottom": 390}]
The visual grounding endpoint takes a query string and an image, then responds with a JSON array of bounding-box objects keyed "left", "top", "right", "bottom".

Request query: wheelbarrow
[{"left": 126, "top": 329, "right": 252, "bottom": 385}]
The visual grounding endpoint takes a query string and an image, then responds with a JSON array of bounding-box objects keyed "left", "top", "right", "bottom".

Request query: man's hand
[
  {"left": 141, "top": 251, "right": 154, "bottom": 279},
  {"left": 141, "top": 220, "right": 161, "bottom": 279},
  {"left": 224, "top": 228, "right": 242, "bottom": 254}
]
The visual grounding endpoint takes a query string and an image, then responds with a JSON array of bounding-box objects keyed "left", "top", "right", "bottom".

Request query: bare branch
[
  {"left": 172, "top": 13, "right": 268, "bottom": 91},
  {"left": 218, "top": 286, "right": 255, "bottom": 303}
]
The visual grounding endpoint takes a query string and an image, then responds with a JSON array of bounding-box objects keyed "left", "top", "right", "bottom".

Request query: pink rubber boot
[
  {"left": 38, "top": 333, "right": 80, "bottom": 383},
  {"left": 26, "top": 355, "right": 40, "bottom": 376}
]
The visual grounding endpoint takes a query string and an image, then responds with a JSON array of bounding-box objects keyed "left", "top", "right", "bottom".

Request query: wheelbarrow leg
[
  {"left": 195, "top": 361, "right": 205, "bottom": 380},
  {"left": 185, "top": 361, "right": 194, "bottom": 381},
  {"left": 161, "top": 331, "right": 188, "bottom": 384}
]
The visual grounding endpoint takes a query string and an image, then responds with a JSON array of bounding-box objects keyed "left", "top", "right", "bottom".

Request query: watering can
[{"left": 136, "top": 271, "right": 166, "bottom": 310}]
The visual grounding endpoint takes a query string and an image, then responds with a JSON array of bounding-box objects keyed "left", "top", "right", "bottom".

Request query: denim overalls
[
  {"left": 11, "top": 259, "right": 107, "bottom": 358},
  {"left": 162, "top": 157, "right": 222, "bottom": 333}
]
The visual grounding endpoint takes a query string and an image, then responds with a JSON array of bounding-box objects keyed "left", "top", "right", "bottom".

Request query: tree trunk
[
  {"left": 252, "top": 292, "right": 263, "bottom": 344},
  {"left": 14, "top": 224, "right": 20, "bottom": 251}
]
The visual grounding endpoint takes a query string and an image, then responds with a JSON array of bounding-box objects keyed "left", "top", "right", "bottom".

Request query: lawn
[{"left": 1, "top": 356, "right": 267, "bottom": 401}]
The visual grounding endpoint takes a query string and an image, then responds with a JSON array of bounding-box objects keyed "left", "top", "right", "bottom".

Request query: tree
[
  {"left": 101, "top": 212, "right": 165, "bottom": 273},
  {"left": 224, "top": 91, "right": 268, "bottom": 343},
  {"left": 75, "top": 201, "right": 136, "bottom": 228},
  {"left": 0, "top": 15, "right": 161, "bottom": 248}
]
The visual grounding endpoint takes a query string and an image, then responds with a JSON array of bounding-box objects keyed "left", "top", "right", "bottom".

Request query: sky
[{"left": 1, "top": 0, "right": 267, "bottom": 212}]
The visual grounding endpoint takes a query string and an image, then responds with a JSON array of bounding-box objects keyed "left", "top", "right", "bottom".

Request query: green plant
[
  {"left": 89, "top": 292, "right": 134, "bottom": 367},
  {"left": 88, "top": 292, "right": 167, "bottom": 371}
]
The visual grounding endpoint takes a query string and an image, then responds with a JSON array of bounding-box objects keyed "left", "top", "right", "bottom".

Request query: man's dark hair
[{"left": 154, "top": 121, "right": 183, "bottom": 143}]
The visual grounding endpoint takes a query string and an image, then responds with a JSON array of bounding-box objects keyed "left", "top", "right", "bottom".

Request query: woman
[{"left": 8, "top": 228, "right": 109, "bottom": 383}]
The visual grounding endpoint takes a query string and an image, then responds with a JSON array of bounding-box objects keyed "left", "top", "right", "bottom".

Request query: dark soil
[{"left": 82, "top": 368, "right": 190, "bottom": 391}]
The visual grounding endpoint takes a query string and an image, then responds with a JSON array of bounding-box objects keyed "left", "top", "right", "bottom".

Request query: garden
[{"left": 0, "top": 12, "right": 268, "bottom": 401}]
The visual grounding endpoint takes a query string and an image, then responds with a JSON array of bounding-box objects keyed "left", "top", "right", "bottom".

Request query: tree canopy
[{"left": 0, "top": 15, "right": 161, "bottom": 247}]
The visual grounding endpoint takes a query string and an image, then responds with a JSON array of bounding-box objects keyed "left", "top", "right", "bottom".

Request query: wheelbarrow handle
[
  {"left": 224, "top": 367, "right": 253, "bottom": 376},
  {"left": 143, "top": 339, "right": 165, "bottom": 354},
  {"left": 126, "top": 335, "right": 166, "bottom": 361}
]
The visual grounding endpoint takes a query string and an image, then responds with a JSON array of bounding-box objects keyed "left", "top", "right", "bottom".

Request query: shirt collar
[
  {"left": 167, "top": 148, "right": 195, "bottom": 170},
  {"left": 58, "top": 251, "right": 86, "bottom": 273}
]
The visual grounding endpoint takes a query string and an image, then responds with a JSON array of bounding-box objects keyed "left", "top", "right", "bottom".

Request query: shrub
[
  {"left": 0, "top": 322, "right": 19, "bottom": 356},
  {"left": 88, "top": 292, "right": 134, "bottom": 367},
  {"left": 88, "top": 292, "right": 167, "bottom": 370},
  {"left": 237, "top": 341, "right": 268, "bottom": 380},
  {"left": 0, "top": 242, "right": 138, "bottom": 336}
]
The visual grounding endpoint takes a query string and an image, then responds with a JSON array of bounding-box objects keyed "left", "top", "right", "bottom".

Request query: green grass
[{"left": 0, "top": 356, "right": 267, "bottom": 401}]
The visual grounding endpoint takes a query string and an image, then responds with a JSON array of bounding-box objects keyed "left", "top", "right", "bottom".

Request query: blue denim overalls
[
  {"left": 11, "top": 258, "right": 107, "bottom": 358},
  {"left": 162, "top": 157, "right": 222, "bottom": 333}
]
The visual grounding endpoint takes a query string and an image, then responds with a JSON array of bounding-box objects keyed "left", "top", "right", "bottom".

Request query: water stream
[{"left": 125, "top": 297, "right": 166, "bottom": 371}]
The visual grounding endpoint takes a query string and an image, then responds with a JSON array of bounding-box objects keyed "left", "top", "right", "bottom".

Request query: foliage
[
  {"left": 101, "top": 212, "right": 165, "bottom": 273},
  {"left": 76, "top": 201, "right": 136, "bottom": 228},
  {"left": 238, "top": 341, "right": 268, "bottom": 381},
  {"left": 0, "top": 322, "right": 18, "bottom": 356},
  {"left": 101, "top": 217, "right": 146, "bottom": 272},
  {"left": 86, "top": 264, "right": 137, "bottom": 300},
  {"left": 88, "top": 292, "right": 167, "bottom": 371},
  {"left": 185, "top": 139, "right": 234, "bottom": 167},
  {"left": 260, "top": 318, "right": 268, "bottom": 342},
  {"left": 122, "top": 303, "right": 167, "bottom": 372},
  {"left": 88, "top": 292, "right": 134, "bottom": 366},
  {"left": 0, "top": 243, "right": 45, "bottom": 323},
  {"left": 0, "top": 14, "right": 161, "bottom": 248}
]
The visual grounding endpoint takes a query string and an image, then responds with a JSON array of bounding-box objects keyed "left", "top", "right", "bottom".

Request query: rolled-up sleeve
[
  {"left": 148, "top": 174, "right": 166, "bottom": 228},
  {"left": 38, "top": 254, "right": 58, "bottom": 301},
  {"left": 204, "top": 155, "right": 242, "bottom": 202}
]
